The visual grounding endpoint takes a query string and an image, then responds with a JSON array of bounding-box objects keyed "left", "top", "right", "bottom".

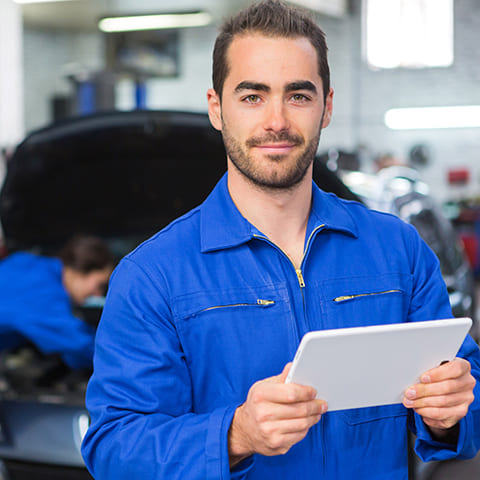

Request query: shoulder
[
  {"left": 326, "top": 193, "right": 423, "bottom": 259},
  {"left": 127, "top": 206, "right": 202, "bottom": 265},
  {"left": 0, "top": 251, "right": 60, "bottom": 273},
  {"left": 109, "top": 206, "right": 202, "bottom": 292},
  {"left": 324, "top": 190, "right": 416, "bottom": 236}
]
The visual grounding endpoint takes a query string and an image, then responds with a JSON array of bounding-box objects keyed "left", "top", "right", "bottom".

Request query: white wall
[
  {"left": 23, "top": 29, "right": 104, "bottom": 134},
  {"left": 0, "top": 0, "right": 24, "bottom": 150},
  {"left": 146, "top": 26, "right": 217, "bottom": 113}
]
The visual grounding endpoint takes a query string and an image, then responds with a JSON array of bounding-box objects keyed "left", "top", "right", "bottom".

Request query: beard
[{"left": 221, "top": 119, "right": 323, "bottom": 191}]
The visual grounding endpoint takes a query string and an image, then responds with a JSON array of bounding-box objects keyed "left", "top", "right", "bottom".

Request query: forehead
[{"left": 224, "top": 34, "right": 321, "bottom": 90}]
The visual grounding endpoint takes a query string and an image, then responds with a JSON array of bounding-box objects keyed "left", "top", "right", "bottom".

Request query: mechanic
[
  {"left": 82, "top": 1, "right": 480, "bottom": 478},
  {"left": 0, "top": 235, "right": 114, "bottom": 369}
]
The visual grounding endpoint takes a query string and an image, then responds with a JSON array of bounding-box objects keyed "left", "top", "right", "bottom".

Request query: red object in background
[
  {"left": 448, "top": 168, "right": 470, "bottom": 185},
  {"left": 459, "top": 233, "right": 479, "bottom": 270}
]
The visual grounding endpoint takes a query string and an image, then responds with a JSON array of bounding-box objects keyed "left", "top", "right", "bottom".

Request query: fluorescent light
[
  {"left": 385, "top": 106, "right": 480, "bottom": 130},
  {"left": 98, "top": 12, "right": 212, "bottom": 33},
  {"left": 14, "top": 0, "right": 74, "bottom": 3}
]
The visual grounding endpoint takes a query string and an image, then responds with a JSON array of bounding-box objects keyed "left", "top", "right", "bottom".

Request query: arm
[
  {"left": 404, "top": 224, "right": 480, "bottom": 459},
  {"left": 82, "top": 258, "right": 234, "bottom": 480},
  {"left": 17, "top": 308, "right": 95, "bottom": 369},
  {"left": 405, "top": 336, "right": 480, "bottom": 460}
]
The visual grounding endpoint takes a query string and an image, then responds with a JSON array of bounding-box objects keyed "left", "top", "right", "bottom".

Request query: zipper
[
  {"left": 186, "top": 299, "right": 275, "bottom": 320},
  {"left": 333, "top": 289, "right": 401, "bottom": 303},
  {"left": 252, "top": 225, "right": 325, "bottom": 474},
  {"left": 253, "top": 224, "right": 325, "bottom": 289},
  {"left": 295, "top": 269, "right": 305, "bottom": 288}
]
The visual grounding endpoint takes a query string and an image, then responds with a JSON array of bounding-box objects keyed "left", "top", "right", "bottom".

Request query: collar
[{"left": 200, "top": 173, "right": 358, "bottom": 253}]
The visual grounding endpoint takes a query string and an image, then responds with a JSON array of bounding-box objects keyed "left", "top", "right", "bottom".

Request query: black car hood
[{"left": 0, "top": 110, "right": 227, "bottom": 254}]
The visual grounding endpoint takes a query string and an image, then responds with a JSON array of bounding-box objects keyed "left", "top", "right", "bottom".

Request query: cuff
[
  {"left": 413, "top": 411, "right": 471, "bottom": 462},
  {"left": 205, "top": 405, "right": 255, "bottom": 480}
]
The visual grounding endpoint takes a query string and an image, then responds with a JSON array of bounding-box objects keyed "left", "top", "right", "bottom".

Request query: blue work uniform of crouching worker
[
  {"left": 82, "top": 174, "right": 480, "bottom": 479},
  {"left": 0, "top": 252, "right": 95, "bottom": 369}
]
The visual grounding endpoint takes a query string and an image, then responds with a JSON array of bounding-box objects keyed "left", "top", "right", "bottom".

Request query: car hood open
[{"left": 0, "top": 110, "right": 227, "bottom": 255}]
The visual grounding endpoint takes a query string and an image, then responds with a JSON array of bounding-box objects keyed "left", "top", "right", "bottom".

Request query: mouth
[{"left": 253, "top": 143, "right": 298, "bottom": 155}]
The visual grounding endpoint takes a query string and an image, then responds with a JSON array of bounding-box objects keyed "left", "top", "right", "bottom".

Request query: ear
[
  {"left": 321, "top": 87, "right": 334, "bottom": 128},
  {"left": 207, "top": 88, "right": 222, "bottom": 131}
]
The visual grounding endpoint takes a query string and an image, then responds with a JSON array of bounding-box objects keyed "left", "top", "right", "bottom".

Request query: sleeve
[
  {"left": 81, "top": 258, "right": 246, "bottom": 480},
  {"left": 412, "top": 334, "right": 480, "bottom": 461},
  {"left": 404, "top": 224, "right": 480, "bottom": 461}
]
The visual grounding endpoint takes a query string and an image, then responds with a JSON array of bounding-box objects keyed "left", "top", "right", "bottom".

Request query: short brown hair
[
  {"left": 59, "top": 235, "right": 114, "bottom": 274},
  {"left": 212, "top": 0, "right": 330, "bottom": 100}
]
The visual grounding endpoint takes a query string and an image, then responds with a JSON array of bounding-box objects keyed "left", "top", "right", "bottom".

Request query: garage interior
[{"left": 0, "top": 0, "right": 480, "bottom": 479}]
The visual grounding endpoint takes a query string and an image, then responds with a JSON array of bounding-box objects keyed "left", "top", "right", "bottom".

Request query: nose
[{"left": 263, "top": 99, "right": 289, "bottom": 133}]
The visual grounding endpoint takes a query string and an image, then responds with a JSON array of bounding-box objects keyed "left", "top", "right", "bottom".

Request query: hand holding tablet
[{"left": 285, "top": 318, "right": 472, "bottom": 412}]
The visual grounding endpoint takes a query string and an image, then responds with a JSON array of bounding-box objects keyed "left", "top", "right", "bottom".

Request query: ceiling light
[
  {"left": 14, "top": 0, "right": 75, "bottom": 3},
  {"left": 98, "top": 12, "right": 212, "bottom": 33},
  {"left": 385, "top": 106, "right": 480, "bottom": 130}
]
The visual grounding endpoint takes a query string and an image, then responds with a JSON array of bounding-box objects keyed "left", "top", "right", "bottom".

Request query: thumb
[
  {"left": 275, "top": 362, "right": 292, "bottom": 383},
  {"left": 263, "top": 363, "right": 292, "bottom": 384}
]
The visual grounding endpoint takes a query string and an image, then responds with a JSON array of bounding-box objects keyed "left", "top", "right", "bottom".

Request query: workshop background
[{"left": 0, "top": 1, "right": 479, "bottom": 479}]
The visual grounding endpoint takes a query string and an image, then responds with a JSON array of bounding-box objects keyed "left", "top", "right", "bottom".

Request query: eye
[
  {"left": 291, "top": 93, "right": 309, "bottom": 102},
  {"left": 243, "top": 94, "right": 261, "bottom": 104}
]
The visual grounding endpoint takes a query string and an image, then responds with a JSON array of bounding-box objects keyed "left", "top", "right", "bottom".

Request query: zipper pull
[
  {"left": 334, "top": 295, "right": 354, "bottom": 302},
  {"left": 296, "top": 269, "right": 305, "bottom": 288},
  {"left": 257, "top": 299, "right": 275, "bottom": 306}
]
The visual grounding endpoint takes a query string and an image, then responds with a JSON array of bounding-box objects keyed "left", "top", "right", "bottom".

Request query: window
[{"left": 363, "top": 0, "right": 454, "bottom": 69}]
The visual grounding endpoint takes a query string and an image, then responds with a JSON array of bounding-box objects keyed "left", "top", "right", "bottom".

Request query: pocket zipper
[
  {"left": 333, "top": 289, "right": 401, "bottom": 303},
  {"left": 186, "top": 299, "right": 275, "bottom": 319}
]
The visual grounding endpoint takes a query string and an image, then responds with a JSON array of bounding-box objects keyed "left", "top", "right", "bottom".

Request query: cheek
[
  {"left": 222, "top": 104, "right": 256, "bottom": 134},
  {"left": 79, "top": 278, "right": 97, "bottom": 297}
]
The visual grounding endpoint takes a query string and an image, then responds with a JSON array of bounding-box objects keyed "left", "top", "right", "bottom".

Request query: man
[
  {"left": 0, "top": 235, "right": 114, "bottom": 368},
  {"left": 81, "top": 1, "right": 480, "bottom": 478}
]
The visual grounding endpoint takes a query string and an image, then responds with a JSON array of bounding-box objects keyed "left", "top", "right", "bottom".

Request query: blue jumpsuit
[
  {"left": 0, "top": 252, "right": 95, "bottom": 368},
  {"left": 82, "top": 175, "right": 480, "bottom": 479}
]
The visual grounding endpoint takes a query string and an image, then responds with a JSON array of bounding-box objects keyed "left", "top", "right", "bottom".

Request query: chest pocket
[
  {"left": 339, "top": 404, "right": 408, "bottom": 425},
  {"left": 312, "top": 273, "right": 413, "bottom": 330},
  {"left": 172, "top": 284, "right": 296, "bottom": 410}
]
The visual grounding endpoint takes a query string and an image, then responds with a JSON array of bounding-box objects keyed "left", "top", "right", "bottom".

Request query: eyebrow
[
  {"left": 234, "top": 81, "right": 270, "bottom": 93},
  {"left": 234, "top": 80, "right": 318, "bottom": 95},
  {"left": 285, "top": 81, "right": 317, "bottom": 94}
]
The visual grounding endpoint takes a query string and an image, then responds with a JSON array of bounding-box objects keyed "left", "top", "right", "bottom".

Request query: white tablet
[{"left": 285, "top": 317, "right": 472, "bottom": 412}]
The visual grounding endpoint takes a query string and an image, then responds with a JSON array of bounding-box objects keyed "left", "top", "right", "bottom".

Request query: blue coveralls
[
  {"left": 0, "top": 252, "right": 95, "bottom": 368},
  {"left": 82, "top": 174, "right": 480, "bottom": 479}
]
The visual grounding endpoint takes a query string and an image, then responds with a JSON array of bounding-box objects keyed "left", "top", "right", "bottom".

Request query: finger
[
  {"left": 403, "top": 391, "right": 469, "bottom": 410},
  {"left": 420, "top": 358, "right": 471, "bottom": 384},
  {"left": 263, "top": 363, "right": 292, "bottom": 385},
  {"left": 275, "top": 413, "right": 323, "bottom": 435},
  {"left": 257, "top": 399, "right": 327, "bottom": 422},
  {"left": 277, "top": 363, "right": 292, "bottom": 383},
  {"left": 251, "top": 381, "right": 318, "bottom": 405},
  {"left": 264, "top": 363, "right": 293, "bottom": 385},
  {"left": 405, "top": 373, "right": 475, "bottom": 401},
  {"left": 412, "top": 403, "right": 470, "bottom": 427},
  {"left": 258, "top": 414, "right": 322, "bottom": 448},
  {"left": 259, "top": 428, "right": 315, "bottom": 456}
]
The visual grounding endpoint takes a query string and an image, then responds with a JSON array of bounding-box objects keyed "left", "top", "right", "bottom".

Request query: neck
[{"left": 227, "top": 164, "right": 312, "bottom": 267}]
